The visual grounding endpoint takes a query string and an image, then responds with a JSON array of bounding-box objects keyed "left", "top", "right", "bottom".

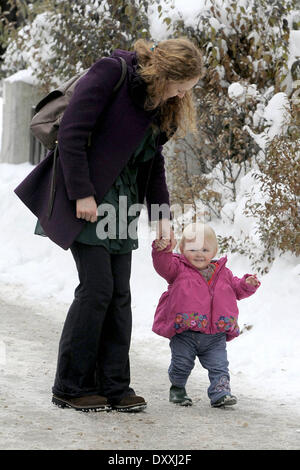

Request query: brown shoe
[
  {"left": 52, "top": 394, "right": 111, "bottom": 412},
  {"left": 112, "top": 395, "right": 147, "bottom": 412}
]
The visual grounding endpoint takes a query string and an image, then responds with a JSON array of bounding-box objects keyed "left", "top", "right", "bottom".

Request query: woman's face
[{"left": 163, "top": 76, "right": 200, "bottom": 101}]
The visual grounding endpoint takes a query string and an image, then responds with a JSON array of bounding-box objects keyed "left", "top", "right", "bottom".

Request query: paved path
[{"left": 0, "top": 294, "right": 299, "bottom": 450}]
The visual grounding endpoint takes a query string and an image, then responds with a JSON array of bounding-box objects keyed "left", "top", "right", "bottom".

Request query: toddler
[{"left": 152, "top": 223, "right": 260, "bottom": 408}]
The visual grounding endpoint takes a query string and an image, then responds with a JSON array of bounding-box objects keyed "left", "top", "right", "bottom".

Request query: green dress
[{"left": 35, "top": 125, "right": 158, "bottom": 254}]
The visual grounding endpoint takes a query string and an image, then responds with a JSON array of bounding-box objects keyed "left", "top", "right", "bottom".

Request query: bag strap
[
  {"left": 113, "top": 57, "right": 127, "bottom": 92},
  {"left": 47, "top": 57, "right": 127, "bottom": 219},
  {"left": 47, "top": 144, "right": 59, "bottom": 218}
]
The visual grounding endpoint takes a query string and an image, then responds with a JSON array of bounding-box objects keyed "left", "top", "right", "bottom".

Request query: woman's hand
[
  {"left": 156, "top": 219, "right": 176, "bottom": 251},
  {"left": 76, "top": 196, "right": 98, "bottom": 222},
  {"left": 154, "top": 238, "right": 170, "bottom": 250}
]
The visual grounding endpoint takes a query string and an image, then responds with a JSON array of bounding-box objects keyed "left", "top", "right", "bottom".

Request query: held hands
[
  {"left": 154, "top": 238, "right": 170, "bottom": 250},
  {"left": 76, "top": 196, "right": 98, "bottom": 223},
  {"left": 245, "top": 274, "right": 260, "bottom": 287},
  {"left": 155, "top": 219, "right": 176, "bottom": 252}
]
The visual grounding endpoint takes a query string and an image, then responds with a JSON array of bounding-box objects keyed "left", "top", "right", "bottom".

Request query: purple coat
[
  {"left": 152, "top": 243, "right": 260, "bottom": 341},
  {"left": 14, "top": 50, "right": 171, "bottom": 250}
]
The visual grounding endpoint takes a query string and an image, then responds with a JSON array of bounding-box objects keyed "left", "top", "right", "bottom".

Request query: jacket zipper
[
  {"left": 207, "top": 263, "right": 225, "bottom": 333},
  {"left": 191, "top": 261, "right": 226, "bottom": 334}
]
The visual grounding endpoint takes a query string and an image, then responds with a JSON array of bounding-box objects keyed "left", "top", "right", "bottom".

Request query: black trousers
[{"left": 52, "top": 241, "right": 134, "bottom": 404}]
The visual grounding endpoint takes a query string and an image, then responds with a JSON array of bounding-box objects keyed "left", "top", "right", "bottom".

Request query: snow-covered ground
[{"left": 1, "top": 291, "right": 300, "bottom": 450}]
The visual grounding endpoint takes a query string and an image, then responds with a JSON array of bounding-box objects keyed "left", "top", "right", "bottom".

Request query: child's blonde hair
[{"left": 179, "top": 223, "right": 218, "bottom": 254}]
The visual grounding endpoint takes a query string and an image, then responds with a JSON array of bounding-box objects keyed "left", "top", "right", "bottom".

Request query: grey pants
[{"left": 168, "top": 330, "right": 231, "bottom": 404}]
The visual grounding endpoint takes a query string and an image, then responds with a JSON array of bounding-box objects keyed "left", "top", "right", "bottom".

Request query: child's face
[{"left": 181, "top": 239, "right": 217, "bottom": 270}]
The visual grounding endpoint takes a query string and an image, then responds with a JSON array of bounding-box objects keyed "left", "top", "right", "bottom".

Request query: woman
[{"left": 15, "top": 37, "right": 203, "bottom": 412}]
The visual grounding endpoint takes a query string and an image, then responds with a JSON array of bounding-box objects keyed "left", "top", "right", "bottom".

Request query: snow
[
  {"left": 170, "top": 0, "right": 206, "bottom": 25},
  {"left": 0, "top": 97, "right": 3, "bottom": 152},
  {"left": 4, "top": 69, "right": 38, "bottom": 85},
  {"left": 149, "top": 0, "right": 207, "bottom": 39},
  {"left": 289, "top": 30, "right": 300, "bottom": 65},
  {"left": 228, "top": 82, "right": 245, "bottom": 100},
  {"left": 243, "top": 91, "right": 291, "bottom": 151},
  {"left": 228, "top": 82, "right": 260, "bottom": 103},
  {"left": 1, "top": 11, "right": 60, "bottom": 87},
  {"left": 263, "top": 93, "right": 291, "bottom": 139}
]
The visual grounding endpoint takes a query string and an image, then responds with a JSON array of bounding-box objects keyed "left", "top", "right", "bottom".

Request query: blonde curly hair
[{"left": 133, "top": 37, "right": 204, "bottom": 138}]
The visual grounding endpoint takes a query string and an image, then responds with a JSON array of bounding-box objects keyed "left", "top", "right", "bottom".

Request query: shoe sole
[
  {"left": 211, "top": 396, "right": 237, "bottom": 408},
  {"left": 112, "top": 403, "right": 147, "bottom": 412},
  {"left": 52, "top": 395, "right": 112, "bottom": 412}
]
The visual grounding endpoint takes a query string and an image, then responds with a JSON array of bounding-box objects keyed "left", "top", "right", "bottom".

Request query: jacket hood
[{"left": 111, "top": 48, "right": 138, "bottom": 67}]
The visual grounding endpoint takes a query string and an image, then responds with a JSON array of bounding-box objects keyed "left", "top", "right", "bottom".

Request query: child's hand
[
  {"left": 154, "top": 238, "right": 171, "bottom": 251},
  {"left": 245, "top": 274, "right": 260, "bottom": 286},
  {"left": 156, "top": 219, "right": 177, "bottom": 252}
]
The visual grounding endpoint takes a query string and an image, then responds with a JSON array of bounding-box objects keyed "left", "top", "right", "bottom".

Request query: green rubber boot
[{"left": 169, "top": 385, "right": 193, "bottom": 406}]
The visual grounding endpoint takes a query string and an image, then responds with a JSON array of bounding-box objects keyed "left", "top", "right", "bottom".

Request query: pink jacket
[{"left": 152, "top": 242, "right": 260, "bottom": 341}]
